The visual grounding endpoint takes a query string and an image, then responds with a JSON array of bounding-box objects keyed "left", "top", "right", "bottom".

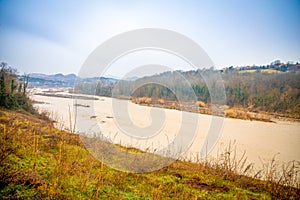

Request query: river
[{"left": 31, "top": 88, "right": 300, "bottom": 174}]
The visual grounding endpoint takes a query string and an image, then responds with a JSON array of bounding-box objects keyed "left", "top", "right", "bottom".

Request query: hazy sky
[{"left": 0, "top": 0, "right": 299, "bottom": 76}]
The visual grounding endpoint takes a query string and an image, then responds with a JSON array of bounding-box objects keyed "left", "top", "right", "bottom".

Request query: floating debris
[{"left": 74, "top": 103, "right": 90, "bottom": 108}]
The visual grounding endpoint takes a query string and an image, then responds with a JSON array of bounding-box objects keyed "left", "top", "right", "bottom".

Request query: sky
[{"left": 0, "top": 0, "right": 299, "bottom": 77}]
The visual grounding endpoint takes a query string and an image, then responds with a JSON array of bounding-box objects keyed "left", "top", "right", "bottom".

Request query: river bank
[
  {"left": 130, "top": 97, "right": 300, "bottom": 123},
  {"left": 2, "top": 109, "right": 298, "bottom": 199}
]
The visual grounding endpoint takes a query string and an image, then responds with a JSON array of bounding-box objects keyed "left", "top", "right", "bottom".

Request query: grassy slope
[{"left": 0, "top": 109, "right": 299, "bottom": 199}]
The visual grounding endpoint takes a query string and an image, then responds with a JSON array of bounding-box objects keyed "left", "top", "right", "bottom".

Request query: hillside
[
  {"left": 28, "top": 73, "right": 118, "bottom": 88},
  {"left": 26, "top": 61, "right": 300, "bottom": 121},
  {"left": 74, "top": 69, "right": 300, "bottom": 121},
  {"left": 1, "top": 109, "right": 299, "bottom": 199}
]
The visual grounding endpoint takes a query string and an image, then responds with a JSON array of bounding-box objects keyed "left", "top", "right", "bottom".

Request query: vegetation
[
  {"left": 221, "top": 70, "right": 300, "bottom": 117},
  {"left": 0, "top": 62, "right": 33, "bottom": 113},
  {"left": 75, "top": 68, "right": 300, "bottom": 120},
  {"left": 1, "top": 110, "right": 299, "bottom": 199},
  {"left": 131, "top": 70, "right": 300, "bottom": 118},
  {"left": 1, "top": 62, "right": 299, "bottom": 199}
]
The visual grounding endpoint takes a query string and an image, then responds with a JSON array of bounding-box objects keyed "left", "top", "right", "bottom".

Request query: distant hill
[
  {"left": 30, "top": 73, "right": 77, "bottom": 81},
  {"left": 28, "top": 73, "right": 118, "bottom": 88},
  {"left": 28, "top": 73, "right": 77, "bottom": 87}
]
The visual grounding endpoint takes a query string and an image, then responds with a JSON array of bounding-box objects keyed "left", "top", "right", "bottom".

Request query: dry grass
[
  {"left": 1, "top": 109, "right": 299, "bottom": 199},
  {"left": 197, "top": 101, "right": 206, "bottom": 108},
  {"left": 158, "top": 98, "right": 165, "bottom": 105},
  {"left": 197, "top": 141, "right": 300, "bottom": 199},
  {"left": 132, "top": 97, "right": 152, "bottom": 105},
  {"left": 225, "top": 109, "right": 274, "bottom": 122}
]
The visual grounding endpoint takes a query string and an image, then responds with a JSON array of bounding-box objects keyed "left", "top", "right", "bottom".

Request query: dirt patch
[
  {"left": 1, "top": 170, "right": 48, "bottom": 187},
  {"left": 186, "top": 177, "right": 229, "bottom": 193}
]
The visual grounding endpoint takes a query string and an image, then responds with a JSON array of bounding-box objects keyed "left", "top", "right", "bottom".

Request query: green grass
[{"left": 0, "top": 109, "right": 299, "bottom": 199}]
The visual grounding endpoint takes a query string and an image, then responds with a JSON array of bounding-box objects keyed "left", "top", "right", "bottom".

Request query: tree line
[
  {"left": 0, "top": 62, "right": 33, "bottom": 112},
  {"left": 74, "top": 69, "right": 300, "bottom": 118}
]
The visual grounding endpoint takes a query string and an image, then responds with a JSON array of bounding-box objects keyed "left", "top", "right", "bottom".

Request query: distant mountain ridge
[
  {"left": 29, "top": 73, "right": 77, "bottom": 81},
  {"left": 28, "top": 73, "right": 118, "bottom": 88}
]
